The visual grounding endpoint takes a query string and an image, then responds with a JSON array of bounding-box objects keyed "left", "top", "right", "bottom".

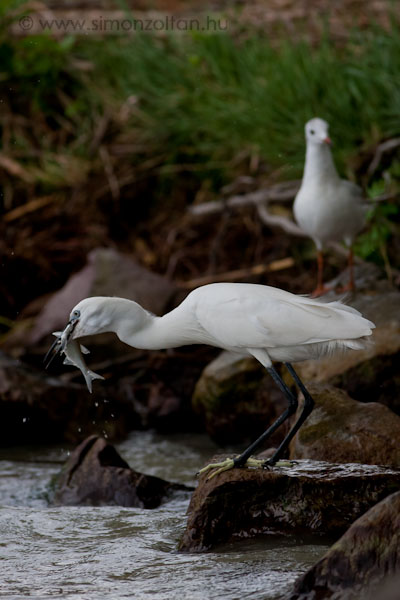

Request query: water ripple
[{"left": 0, "top": 432, "right": 328, "bottom": 600}]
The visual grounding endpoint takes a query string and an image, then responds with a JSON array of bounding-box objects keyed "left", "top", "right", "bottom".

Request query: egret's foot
[
  {"left": 197, "top": 458, "right": 236, "bottom": 480},
  {"left": 197, "top": 456, "right": 285, "bottom": 480}
]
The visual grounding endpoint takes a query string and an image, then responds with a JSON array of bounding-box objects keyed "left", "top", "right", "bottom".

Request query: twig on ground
[
  {"left": 255, "top": 202, "right": 305, "bottom": 236},
  {"left": 188, "top": 181, "right": 301, "bottom": 217},
  {"left": 367, "top": 137, "right": 400, "bottom": 178},
  {"left": 99, "top": 145, "right": 120, "bottom": 200},
  {"left": 3, "top": 195, "right": 58, "bottom": 223},
  {"left": 178, "top": 257, "right": 295, "bottom": 289},
  {"left": 0, "top": 153, "right": 34, "bottom": 183}
]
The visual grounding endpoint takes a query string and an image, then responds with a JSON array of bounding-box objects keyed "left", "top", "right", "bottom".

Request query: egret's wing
[
  {"left": 254, "top": 297, "right": 373, "bottom": 347},
  {"left": 195, "top": 295, "right": 274, "bottom": 349},
  {"left": 194, "top": 284, "right": 373, "bottom": 350}
]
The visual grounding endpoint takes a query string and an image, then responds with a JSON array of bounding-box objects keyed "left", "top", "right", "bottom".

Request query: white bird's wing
[
  {"left": 195, "top": 294, "right": 278, "bottom": 349},
  {"left": 340, "top": 178, "right": 363, "bottom": 198},
  {"left": 254, "top": 297, "right": 371, "bottom": 346},
  {"left": 193, "top": 284, "right": 373, "bottom": 350},
  {"left": 340, "top": 179, "right": 369, "bottom": 211}
]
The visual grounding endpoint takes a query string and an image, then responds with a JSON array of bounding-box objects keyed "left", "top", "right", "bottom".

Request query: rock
[
  {"left": 330, "top": 348, "right": 400, "bottom": 415},
  {"left": 289, "top": 383, "right": 400, "bottom": 467},
  {"left": 52, "top": 435, "right": 191, "bottom": 507},
  {"left": 369, "top": 575, "right": 400, "bottom": 600},
  {"left": 192, "top": 351, "right": 286, "bottom": 444},
  {"left": 0, "top": 351, "right": 133, "bottom": 445},
  {"left": 285, "top": 491, "right": 400, "bottom": 600},
  {"left": 28, "top": 247, "right": 177, "bottom": 345},
  {"left": 179, "top": 459, "right": 400, "bottom": 552}
]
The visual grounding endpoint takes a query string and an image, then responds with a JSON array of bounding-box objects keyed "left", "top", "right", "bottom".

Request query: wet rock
[
  {"left": 28, "top": 247, "right": 177, "bottom": 345},
  {"left": 285, "top": 491, "right": 400, "bottom": 600},
  {"left": 52, "top": 435, "right": 191, "bottom": 507},
  {"left": 179, "top": 459, "right": 400, "bottom": 552},
  {"left": 289, "top": 384, "right": 400, "bottom": 467},
  {"left": 192, "top": 351, "right": 286, "bottom": 444},
  {"left": 0, "top": 352, "right": 133, "bottom": 445}
]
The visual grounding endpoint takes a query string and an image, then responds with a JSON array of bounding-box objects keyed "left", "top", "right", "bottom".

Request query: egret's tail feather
[
  {"left": 315, "top": 335, "right": 373, "bottom": 358},
  {"left": 340, "top": 336, "right": 374, "bottom": 352}
]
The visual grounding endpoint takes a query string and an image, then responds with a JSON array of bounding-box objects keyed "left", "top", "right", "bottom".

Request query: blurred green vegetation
[
  {"left": 78, "top": 23, "right": 400, "bottom": 179},
  {"left": 0, "top": 1, "right": 399, "bottom": 270}
]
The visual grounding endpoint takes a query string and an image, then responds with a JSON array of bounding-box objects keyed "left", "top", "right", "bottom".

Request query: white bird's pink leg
[{"left": 311, "top": 251, "right": 331, "bottom": 297}]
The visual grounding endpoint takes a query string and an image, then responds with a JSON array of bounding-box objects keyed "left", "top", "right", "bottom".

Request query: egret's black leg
[
  {"left": 233, "top": 365, "right": 298, "bottom": 467},
  {"left": 264, "top": 362, "right": 314, "bottom": 466}
]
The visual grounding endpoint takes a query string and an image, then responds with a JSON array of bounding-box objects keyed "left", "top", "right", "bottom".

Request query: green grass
[
  {"left": 75, "top": 24, "right": 400, "bottom": 180},
  {"left": 1, "top": 4, "right": 400, "bottom": 207}
]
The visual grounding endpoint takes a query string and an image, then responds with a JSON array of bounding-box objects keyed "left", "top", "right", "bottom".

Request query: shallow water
[{"left": 0, "top": 432, "right": 329, "bottom": 600}]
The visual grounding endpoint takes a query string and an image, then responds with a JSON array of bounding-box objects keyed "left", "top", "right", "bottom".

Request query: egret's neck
[
  {"left": 303, "top": 142, "right": 339, "bottom": 185},
  {"left": 113, "top": 300, "right": 206, "bottom": 350}
]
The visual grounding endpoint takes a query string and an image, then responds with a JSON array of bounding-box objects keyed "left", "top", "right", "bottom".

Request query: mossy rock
[{"left": 192, "top": 351, "right": 285, "bottom": 445}]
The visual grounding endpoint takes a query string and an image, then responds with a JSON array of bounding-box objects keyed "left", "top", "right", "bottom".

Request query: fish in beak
[
  {"left": 44, "top": 312, "right": 104, "bottom": 393},
  {"left": 44, "top": 312, "right": 80, "bottom": 368}
]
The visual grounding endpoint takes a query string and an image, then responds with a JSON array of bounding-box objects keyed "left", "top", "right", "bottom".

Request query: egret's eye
[
  {"left": 72, "top": 310, "right": 80, "bottom": 318},
  {"left": 309, "top": 129, "right": 315, "bottom": 135}
]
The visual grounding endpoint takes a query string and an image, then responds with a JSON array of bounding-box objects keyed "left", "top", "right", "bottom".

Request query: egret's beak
[
  {"left": 44, "top": 314, "right": 80, "bottom": 368},
  {"left": 323, "top": 136, "right": 332, "bottom": 145},
  {"left": 43, "top": 336, "right": 62, "bottom": 369}
]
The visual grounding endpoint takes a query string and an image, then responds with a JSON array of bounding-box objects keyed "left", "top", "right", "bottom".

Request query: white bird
[
  {"left": 293, "top": 118, "right": 368, "bottom": 297},
  {"left": 45, "top": 282, "right": 375, "bottom": 477}
]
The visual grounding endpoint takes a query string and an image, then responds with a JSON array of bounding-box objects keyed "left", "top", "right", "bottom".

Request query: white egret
[
  {"left": 45, "top": 282, "right": 374, "bottom": 477},
  {"left": 293, "top": 118, "right": 368, "bottom": 296}
]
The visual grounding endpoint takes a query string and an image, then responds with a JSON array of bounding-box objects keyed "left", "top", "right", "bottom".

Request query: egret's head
[
  {"left": 305, "top": 118, "right": 331, "bottom": 146},
  {"left": 65, "top": 297, "right": 114, "bottom": 340},
  {"left": 44, "top": 297, "right": 110, "bottom": 368},
  {"left": 44, "top": 296, "right": 147, "bottom": 368}
]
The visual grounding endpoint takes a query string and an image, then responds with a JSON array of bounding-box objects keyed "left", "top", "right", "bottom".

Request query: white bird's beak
[
  {"left": 60, "top": 315, "right": 80, "bottom": 350},
  {"left": 323, "top": 136, "right": 332, "bottom": 145},
  {"left": 44, "top": 314, "right": 80, "bottom": 368}
]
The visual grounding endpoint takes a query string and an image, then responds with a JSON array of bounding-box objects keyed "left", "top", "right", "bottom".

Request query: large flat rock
[{"left": 179, "top": 460, "right": 400, "bottom": 553}]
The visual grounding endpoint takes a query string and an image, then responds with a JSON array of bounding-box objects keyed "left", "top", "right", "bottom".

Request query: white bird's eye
[
  {"left": 72, "top": 310, "right": 80, "bottom": 318},
  {"left": 310, "top": 129, "right": 315, "bottom": 135}
]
